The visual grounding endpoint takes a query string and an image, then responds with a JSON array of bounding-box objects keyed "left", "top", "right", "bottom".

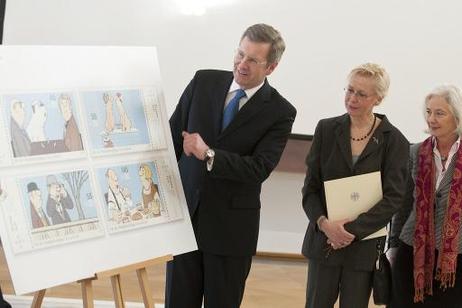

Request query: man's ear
[{"left": 265, "top": 62, "right": 278, "bottom": 76}]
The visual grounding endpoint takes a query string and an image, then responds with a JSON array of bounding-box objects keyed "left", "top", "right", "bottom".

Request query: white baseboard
[{"left": 4, "top": 295, "right": 165, "bottom": 308}]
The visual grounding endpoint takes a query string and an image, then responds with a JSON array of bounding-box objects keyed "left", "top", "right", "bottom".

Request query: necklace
[{"left": 350, "top": 114, "right": 377, "bottom": 142}]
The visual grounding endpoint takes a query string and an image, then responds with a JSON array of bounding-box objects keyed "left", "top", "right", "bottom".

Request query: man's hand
[
  {"left": 61, "top": 187, "right": 68, "bottom": 198},
  {"left": 319, "top": 218, "right": 355, "bottom": 250},
  {"left": 182, "top": 131, "right": 209, "bottom": 160}
]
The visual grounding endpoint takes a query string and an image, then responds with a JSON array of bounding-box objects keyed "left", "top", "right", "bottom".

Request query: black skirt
[{"left": 389, "top": 241, "right": 462, "bottom": 308}]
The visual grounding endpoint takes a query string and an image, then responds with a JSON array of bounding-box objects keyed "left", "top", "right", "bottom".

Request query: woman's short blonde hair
[
  {"left": 347, "top": 63, "right": 390, "bottom": 104},
  {"left": 424, "top": 84, "right": 462, "bottom": 135}
]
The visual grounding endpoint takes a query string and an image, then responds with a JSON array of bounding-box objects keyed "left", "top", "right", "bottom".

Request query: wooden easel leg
[
  {"left": 110, "top": 274, "right": 125, "bottom": 308},
  {"left": 136, "top": 267, "right": 154, "bottom": 308},
  {"left": 31, "top": 289, "right": 46, "bottom": 308},
  {"left": 80, "top": 278, "right": 95, "bottom": 308}
]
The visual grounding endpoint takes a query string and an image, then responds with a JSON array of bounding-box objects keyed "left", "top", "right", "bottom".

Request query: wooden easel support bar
[
  {"left": 110, "top": 274, "right": 125, "bottom": 308},
  {"left": 31, "top": 276, "right": 96, "bottom": 308},
  {"left": 31, "top": 289, "right": 46, "bottom": 308},
  {"left": 96, "top": 254, "right": 173, "bottom": 308},
  {"left": 30, "top": 254, "right": 173, "bottom": 308},
  {"left": 137, "top": 267, "right": 154, "bottom": 308},
  {"left": 79, "top": 277, "right": 96, "bottom": 308},
  {"left": 97, "top": 254, "right": 173, "bottom": 278}
]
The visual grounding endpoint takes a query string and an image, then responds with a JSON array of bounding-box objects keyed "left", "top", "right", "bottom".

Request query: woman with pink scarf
[{"left": 389, "top": 85, "right": 462, "bottom": 307}]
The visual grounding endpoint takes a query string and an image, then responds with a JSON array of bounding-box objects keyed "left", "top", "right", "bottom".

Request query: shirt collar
[
  {"left": 228, "top": 80, "right": 264, "bottom": 100},
  {"left": 432, "top": 136, "right": 461, "bottom": 153}
]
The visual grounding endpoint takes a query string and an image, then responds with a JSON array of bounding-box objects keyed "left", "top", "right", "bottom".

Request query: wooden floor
[{"left": 0, "top": 250, "right": 383, "bottom": 307}]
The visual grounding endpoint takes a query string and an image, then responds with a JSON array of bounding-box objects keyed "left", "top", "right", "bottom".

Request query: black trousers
[
  {"left": 165, "top": 207, "right": 252, "bottom": 308},
  {"left": 305, "top": 259, "right": 373, "bottom": 308},
  {"left": 165, "top": 250, "right": 252, "bottom": 308},
  {"left": 0, "top": 286, "right": 11, "bottom": 308},
  {"left": 389, "top": 241, "right": 462, "bottom": 308}
]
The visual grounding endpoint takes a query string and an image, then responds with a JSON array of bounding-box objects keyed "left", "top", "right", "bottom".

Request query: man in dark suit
[{"left": 167, "top": 23, "right": 296, "bottom": 308}]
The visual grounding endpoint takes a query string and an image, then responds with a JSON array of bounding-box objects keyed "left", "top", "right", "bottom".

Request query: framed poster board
[{"left": 0, "top": 46, "right": 197, "bottom": 295}]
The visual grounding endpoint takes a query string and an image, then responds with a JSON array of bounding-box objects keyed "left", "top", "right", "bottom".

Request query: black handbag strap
[{"left": 376, "top": 239, "right": 389, "bottom": 256}]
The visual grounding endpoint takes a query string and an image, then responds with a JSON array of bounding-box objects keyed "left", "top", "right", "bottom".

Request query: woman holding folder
[
  {"left": 301, "top": 63, "right": 409, "bottom": 308},
  {"left": 389, "top": 85, "right": 462, "bottom": 307}
]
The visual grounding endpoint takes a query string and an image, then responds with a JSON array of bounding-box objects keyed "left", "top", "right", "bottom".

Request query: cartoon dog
[{"left": 27, "top": 101, "right": 48, "bottom": 142}]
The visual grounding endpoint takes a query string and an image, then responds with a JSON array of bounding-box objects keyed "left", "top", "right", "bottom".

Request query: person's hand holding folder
[{"left": 318, "top": 217, "right": 355, "bottom": 250}]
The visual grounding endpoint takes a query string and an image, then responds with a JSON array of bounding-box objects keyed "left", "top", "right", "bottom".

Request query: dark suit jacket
[
  {"left": 170, "top": 70, "right": 296, "bottom": 256},
  {"left": 302, "top": 113, "right": 409, "bottom": 270},
  {"left": 31, "top": 204, "right": 49, "bottom": 229}
]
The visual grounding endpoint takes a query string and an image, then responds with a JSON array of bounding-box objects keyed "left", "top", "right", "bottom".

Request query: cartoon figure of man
[
  {"left": 27, "top": 182, "right": 50, "bottom": 229},
  {"left": 105, "top": 168, "right": 133, "bottom": 221},
  {"left": 45, "top": 175, "right": 74, "bottom": 225},
  {"left": 103, "top": 93, "right": 115, "bottom": 133},
  {"left": 10, "top": 100, "right": 31, "bottom": 157},
  {"left": 26, "top": 101, "right": 48, "bottom": 142},
  {"left": 58, "top": 94, "right": 83, "bottom": 151},
  {"left": 114, "top": 93, "right": 132, "bottom": 131}
]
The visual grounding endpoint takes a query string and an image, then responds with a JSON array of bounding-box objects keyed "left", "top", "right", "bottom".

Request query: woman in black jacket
[{"left": 302, "top": 63, "right": 409, "bottom": 308}]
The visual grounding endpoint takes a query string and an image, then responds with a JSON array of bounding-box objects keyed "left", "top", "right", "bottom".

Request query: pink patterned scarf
[{"left": 413, "top": 137, "right": 462, "bottom": 302}]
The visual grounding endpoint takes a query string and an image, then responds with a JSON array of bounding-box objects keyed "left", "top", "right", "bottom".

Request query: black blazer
[
  {"left": 301, "top": 113, "right": 409, "bottom": 270},
  {"left": 170, "top": 70, "right": 296, "bottom": 256}
]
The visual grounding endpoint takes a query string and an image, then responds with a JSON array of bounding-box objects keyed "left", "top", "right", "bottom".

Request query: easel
[{"left": 31, "top": 254, "right": 173, "bottom": 308}]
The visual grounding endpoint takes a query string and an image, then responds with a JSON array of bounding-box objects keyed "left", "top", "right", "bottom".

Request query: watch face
[{"left": 206, "top": 149, "right": 215, "bottom": 158}]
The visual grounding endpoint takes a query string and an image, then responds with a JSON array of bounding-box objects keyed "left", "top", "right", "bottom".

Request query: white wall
[
  {"left": 5, "top": 0, "right": 462, "bottom": 142},
  {"left": 4, "top": 0, "right": 462, "bottom": 253},
  {"left": 259, "top": 171, "right": 306, "bottom": 254}
]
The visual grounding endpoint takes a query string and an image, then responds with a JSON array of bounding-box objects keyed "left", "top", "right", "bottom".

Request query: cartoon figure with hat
[{"left": 27, "top": 182, "right": 50, "bottom": 229}]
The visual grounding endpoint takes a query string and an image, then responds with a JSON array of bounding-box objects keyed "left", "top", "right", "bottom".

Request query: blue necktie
[{"left": 222, "top": 89, "right": 246, "bottom": 131}]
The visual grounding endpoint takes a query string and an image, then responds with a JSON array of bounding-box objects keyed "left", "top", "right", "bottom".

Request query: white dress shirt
[{"left": 433, "top": 136, "right": 461, "bottom": 189}]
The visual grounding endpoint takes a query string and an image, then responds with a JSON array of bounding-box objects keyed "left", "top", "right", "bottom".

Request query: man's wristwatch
[
  {"left": 204, "top": 148, "right": 215, "bottom": 171},
  {"left": 204, "top": 148, "right": 215, "bottom": 161}
]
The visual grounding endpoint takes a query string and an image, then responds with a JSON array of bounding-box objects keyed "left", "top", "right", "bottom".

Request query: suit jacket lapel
[
  {"left": 358, "top": 115, "right": 390, "bottom": 162},
  {"left": 212, "top": 73, "right": 234, "bottom": 138},
  {"left": 219, "top": 79, "right": 271, "bottom": 139},
  {"left": 334, "top": 115, "right": 353, "bottom": 170}
]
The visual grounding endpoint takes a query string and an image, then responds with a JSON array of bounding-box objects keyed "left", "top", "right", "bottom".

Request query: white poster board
[{"left": 0, "top": 46, "right": 197, "bottom": 295}]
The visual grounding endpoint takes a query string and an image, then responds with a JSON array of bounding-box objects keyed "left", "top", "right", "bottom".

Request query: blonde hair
[
  {"left": 139, "top": 164, "right": 152, "bottom": 179},
  {"left": 348, "top": 63, "right": 390, "bottom": 104}
]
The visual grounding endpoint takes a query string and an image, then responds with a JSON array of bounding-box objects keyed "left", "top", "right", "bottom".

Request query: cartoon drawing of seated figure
[
  {"left": 105, "top": 168, "right": 133, "bottom": 222},
  {"left": 115, "top": 93, "right": 132, "bottom": 132},
  {"left": 27, "top": 101, "right": 48, "bottom": 142}
]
